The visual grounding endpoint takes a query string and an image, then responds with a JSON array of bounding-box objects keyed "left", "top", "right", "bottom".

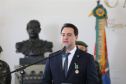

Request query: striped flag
[{"left": 89, "top": 1, "right": 111, "bottom": 84}]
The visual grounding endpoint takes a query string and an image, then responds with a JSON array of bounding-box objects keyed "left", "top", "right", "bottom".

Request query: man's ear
[
  {"left": 86, "top": 49, "right": 88, "bottom": 52},
  {"left": 38, "top": 28, "right": 41, "bottom": 33},
  {"left": 75, "top": 35, "right": 78, "bottom": 41}
]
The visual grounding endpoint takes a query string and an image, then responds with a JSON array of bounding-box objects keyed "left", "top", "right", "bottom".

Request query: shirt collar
[{"left": 67, "top": 46, "right": 77, "bottom": 55}]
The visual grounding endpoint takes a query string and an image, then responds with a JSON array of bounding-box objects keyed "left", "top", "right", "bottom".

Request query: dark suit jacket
[{"left": 41, "top": 47, "right": 99, "bottom": 84}]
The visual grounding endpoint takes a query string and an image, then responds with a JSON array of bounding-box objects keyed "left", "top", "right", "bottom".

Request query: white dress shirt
[{"left": 62, "top": 46, "right": 77, "bottom": 71}]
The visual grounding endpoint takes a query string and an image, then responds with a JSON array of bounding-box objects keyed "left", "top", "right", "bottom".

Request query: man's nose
[
  {"left": 64, "top": 35, "right": 68, "bottom": 39},
  {"left": 31, "top": 27, "right": 36, "bottom": 32}
]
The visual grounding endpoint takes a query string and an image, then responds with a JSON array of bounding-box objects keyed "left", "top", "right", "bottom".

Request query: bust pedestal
[
  {"left": 15, "top": 56, "right": 46, "bottom": 84},
  {"left": 15, "top": 65, "right": 45, "bottom": 84},
  {"left": 20, "top": 56, "right": 46, "bottom": 65}
]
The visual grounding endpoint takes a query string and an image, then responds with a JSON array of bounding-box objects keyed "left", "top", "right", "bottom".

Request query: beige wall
[{"left": 0, "top": 0, "right": 126, "bottom": 84}]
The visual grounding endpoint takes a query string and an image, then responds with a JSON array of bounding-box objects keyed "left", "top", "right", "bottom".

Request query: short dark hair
[
  {"left": 61, "top": 23, "right": 78, "bottom": 36},
  {"left": 27, "top": 20, "right": 41, "bottom": 29}
]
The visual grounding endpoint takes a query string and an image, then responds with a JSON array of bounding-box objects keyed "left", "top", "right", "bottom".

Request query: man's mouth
[{"left": 64, "top": 41, "right": 69, "bottom": 43}]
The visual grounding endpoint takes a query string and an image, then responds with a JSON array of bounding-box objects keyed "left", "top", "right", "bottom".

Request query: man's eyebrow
[
  {"left": 67, "top": 33, "right": 72, "bottom": 34},
  {"left": 61, "top": 33, "right": 72, "bottom": 35},
  {"left": 61, "top": 33, "right": 65, "bottom": 34}
]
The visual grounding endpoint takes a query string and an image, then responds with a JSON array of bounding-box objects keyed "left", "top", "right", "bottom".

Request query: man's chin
[
  {"left": 62, "top": 43, "right": 68, "bottom": 46},
  {"left": 30, "top": 36, "right": 37, "bottom": 39}
]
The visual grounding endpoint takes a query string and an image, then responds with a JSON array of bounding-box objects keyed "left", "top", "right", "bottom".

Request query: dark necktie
[{"left": 64, "top": 52, "right": 70, "bottom": 77}]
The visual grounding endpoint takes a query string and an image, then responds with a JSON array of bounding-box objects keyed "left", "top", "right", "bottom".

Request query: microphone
[{"left": 62, "top": 44, "right": 67, "bottom": 58}]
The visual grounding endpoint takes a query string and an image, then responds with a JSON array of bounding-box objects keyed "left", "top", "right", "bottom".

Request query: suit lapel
[{"left": 65, "top": 48, "right": 81, "bottom": 80}]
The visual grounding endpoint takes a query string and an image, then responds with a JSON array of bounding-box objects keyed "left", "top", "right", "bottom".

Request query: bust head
[{"left": 27, "top": 20, "right": 41, "bottom": 39}]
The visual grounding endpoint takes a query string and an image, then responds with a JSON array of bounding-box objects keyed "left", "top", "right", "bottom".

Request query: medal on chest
[{"left": 74, "top": 63, "right": 79, "bottom": 74}]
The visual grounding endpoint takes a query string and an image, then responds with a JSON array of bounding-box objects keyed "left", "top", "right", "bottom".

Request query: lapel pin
[{"left": 77, "top": 55, "right": 79, "bottom": 58}]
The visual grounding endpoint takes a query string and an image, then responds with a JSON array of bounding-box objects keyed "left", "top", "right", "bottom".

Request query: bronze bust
[{"left": 16, "top": 20, "right": 53, "bottom": 57}]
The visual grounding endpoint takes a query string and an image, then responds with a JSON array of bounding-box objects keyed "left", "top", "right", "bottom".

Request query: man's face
[
  {"left": 77, "top": 45, "right": 88, "bottom": 52},
  {"left": 61, "top": 27, "right": 78, "bottom": 49},
  {"left": 27, "top": 23, "right": 40, "bottom": 39}
]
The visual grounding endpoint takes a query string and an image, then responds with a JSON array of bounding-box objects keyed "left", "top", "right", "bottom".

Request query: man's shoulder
[
  {"left": 16, "top": 39, "right": 29, "bottom": 45},
  {"left": 49, "top": 50, "right": 61, "bottom": 56},
  {"left": 78, "top": 49, "right": 93, "bottom": 57},
  {"left": 15, "top": 40, "right": 30, "bottom": 50},
  {"left": 0, "top": 60, "right": 9, "bottom": 68},
  {"left": 39, "top": 40, "right": 53, "bottom": 48},
  {"left": 95, "top": 60, "right": 99, "bottom": 64},
  {"left": 76, "top": 50, "right": 94, "bottom": 62},
  {"left": 0, "top": 60, "right": 8, "bottom": 65}
]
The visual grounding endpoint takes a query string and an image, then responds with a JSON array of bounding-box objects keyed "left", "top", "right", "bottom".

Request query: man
[
  {"left": 76, "top": 41, "right": 103, "bottom": 84},
  {"left": 76, "top": 41, "right": 88, "bottom": 52},
  {"left": 42, "top": 23, "right": 99, "bottom": 84},
  {"left": 0, "top": 46, "right": 11, "bottom": 84},
  {"left": 16, "top": 20, "right": 53, "bottom": 57}
]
